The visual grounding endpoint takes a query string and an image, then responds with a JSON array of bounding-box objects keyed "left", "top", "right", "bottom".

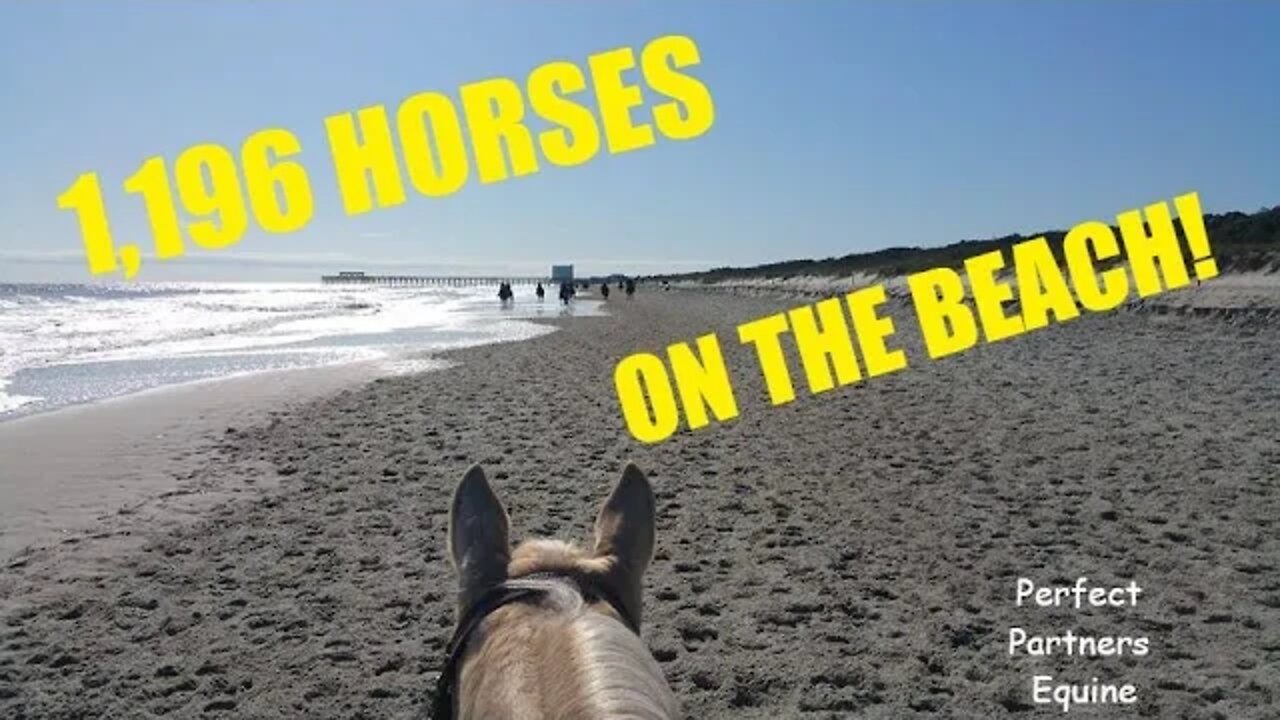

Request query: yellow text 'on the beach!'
[
  {"left": 55, "top": 34, "right": 714, "bottom": 280},
  {"left": 615, "top": 192, "right": 1218, "bottom": 444}
]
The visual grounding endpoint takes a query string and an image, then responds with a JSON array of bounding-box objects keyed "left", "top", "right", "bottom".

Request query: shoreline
[
  {"left": 0, "top": 281, "right": 597, "bottom": 424},
  {"left": 2, "top": 287, "right": 1278, "bottom": 718},
  {"left": 0, "top": 301, "right": 585, "bottom": 564}
]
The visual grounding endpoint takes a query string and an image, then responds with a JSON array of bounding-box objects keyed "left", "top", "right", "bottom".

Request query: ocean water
[{"left": 0, "top": 281, "right": 601, "bottom": 420}]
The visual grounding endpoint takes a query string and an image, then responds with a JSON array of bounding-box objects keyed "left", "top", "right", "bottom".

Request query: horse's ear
[
  {"left": 593, "top": 463, "right": 656, "bottom": 580},
  {"left": 448, "top": 465, "right": 511, "bottom": 609}
]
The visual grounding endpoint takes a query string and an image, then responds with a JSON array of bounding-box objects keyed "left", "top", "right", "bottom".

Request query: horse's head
[
  {"left": 446, "top": 463, "right": 656, "bottom": 629},
  {"left": 437, "top": 463, "right": 674, "bottom": 719}
]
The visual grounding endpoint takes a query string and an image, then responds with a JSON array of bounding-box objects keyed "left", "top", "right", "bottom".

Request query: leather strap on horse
[{"left": 429, "top": 573, "right": 639, "bottom": 719}]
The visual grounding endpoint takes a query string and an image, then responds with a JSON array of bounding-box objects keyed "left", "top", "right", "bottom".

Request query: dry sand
[{"left": 1, "top": 283, "right": 1278, "bottom": 719}]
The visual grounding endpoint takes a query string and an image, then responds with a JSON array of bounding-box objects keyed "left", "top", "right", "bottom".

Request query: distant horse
[
  {"left": 558, "top": 282, "right": 573, "bottom": 305},
  {"left": 497, "top": 283, "right": 514, "bottom": 306},
  {"left": 433, "top": 464, "right": 679, "bottom": 720},
  {"left": 601, "top": 283, "right": 610, "bottom": 300}
]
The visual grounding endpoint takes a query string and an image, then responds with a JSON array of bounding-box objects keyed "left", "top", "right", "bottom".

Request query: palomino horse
[{"left": 433, "top": 463, "right": 680, "bottom": 719}]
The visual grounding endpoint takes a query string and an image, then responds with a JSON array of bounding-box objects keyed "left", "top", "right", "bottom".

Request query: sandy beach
[{"left": 2, "top": 284, "right": 1278, "bottom": 718}]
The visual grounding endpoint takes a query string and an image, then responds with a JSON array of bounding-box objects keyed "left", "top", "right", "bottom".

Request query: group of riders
[{"left": 499, "top": 278, "right": 636, "bottom": 306}]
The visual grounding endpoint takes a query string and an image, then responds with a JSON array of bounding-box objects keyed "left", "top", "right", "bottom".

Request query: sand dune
[{"left": 1, "top": 286, "right": 1277, "bottom": 718}]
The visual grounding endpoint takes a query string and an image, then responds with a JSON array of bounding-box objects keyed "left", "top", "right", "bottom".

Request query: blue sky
[{"left": 1, "top": 2, "right": 1277, "bottom": 282}]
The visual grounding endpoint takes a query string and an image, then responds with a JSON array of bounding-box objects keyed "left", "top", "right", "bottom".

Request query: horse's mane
[
  {"left": 571, "top": 610, "right": 678, "bottom": 720},
  {"left": 460, "top": 540, "right": 679, "bottom": 719}
]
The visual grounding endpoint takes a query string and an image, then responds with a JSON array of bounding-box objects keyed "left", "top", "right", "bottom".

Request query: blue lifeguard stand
[{"left": 551, "top": 264, "right": 574, "bottom": 284}]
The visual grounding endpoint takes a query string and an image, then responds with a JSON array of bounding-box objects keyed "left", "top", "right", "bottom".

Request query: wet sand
[
  {"left": 0, "top": 362, "right": 382, "bottom": 562},
  {"left": 1, "top": 284, "right": 1278, "bottom": 718}
]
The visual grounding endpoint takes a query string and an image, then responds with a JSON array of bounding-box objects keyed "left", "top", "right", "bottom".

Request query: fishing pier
[{"left": 320, "top": 271, "right": 551, "bottom": 287}]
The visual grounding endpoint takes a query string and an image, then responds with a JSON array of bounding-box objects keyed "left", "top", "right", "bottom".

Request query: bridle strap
[{"left": 429, "top": 573, "right": 638, "bottom": 719}]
